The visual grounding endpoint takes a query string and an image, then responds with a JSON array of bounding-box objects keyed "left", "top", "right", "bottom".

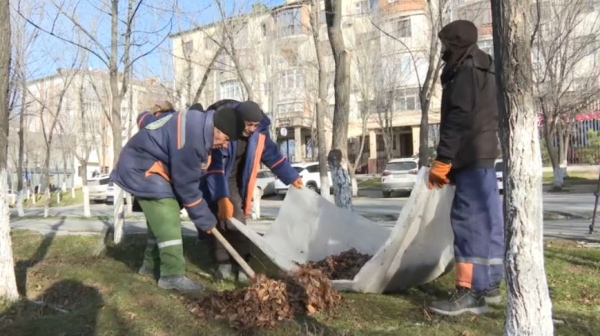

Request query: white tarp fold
[{"left": 229, "top": 168, "right": 456, "bottom": 293}]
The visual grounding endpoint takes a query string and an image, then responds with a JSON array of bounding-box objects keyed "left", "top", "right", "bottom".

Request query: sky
[{"left": 15, "top": 0, "right": 285, "bottom": 84}]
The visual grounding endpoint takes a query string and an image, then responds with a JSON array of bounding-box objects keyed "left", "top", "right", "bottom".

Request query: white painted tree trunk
[
  {"left": 61, "top": 182, "right": 66, "bottom": 192},
  {"left": 125, "top": 193, "right": 133, "bottom": 217},
  {"left": 82, "top": 186, "right": 91, "bottom": 218},
  {"left": 56, "top": 192, "right": 60, "bottom": 204},
  {"left": 552, "top": 166, "right": 566, "bottom": 189},
  {"left": 328, "top": 150, "right": 353, "bottom": 210},
  {"left": 0, "top": 170, "right": 18, "bottom": 302},
  {"left": 43, "top": 189, "right": 50, "bottom": 218},
  {"left": 351, "top": 177, "right": 358, "bottom": 197},
  {"left": 26, "top": 189, "right": 29, "bottom": 200},
  {"left": 71, "top": 187, "right": 75, "bottom": 199},
  {"left": 251, "top": 187, "right": 261, "bottom": 220},
  {"left": 491, "top": 1, "right": 554, "bottom": 334},
  {"left": 32, "top": 192, "right": 36, "bottom": 205},
  {"left": 113, "top": 186, "right": 125, "bottom": 244},
  {"left": 320, "top": 175, "right": 332, "bottom": 202},
  {"left": 16, "top": 191, "right": 24, "bottom": 217}
]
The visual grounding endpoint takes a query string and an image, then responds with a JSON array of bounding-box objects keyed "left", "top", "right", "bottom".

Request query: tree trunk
[
  {"left": 62, "top": 157, "right": 67, "bottom": 192},
  {"left": 325, "top": 0, "right": 352, "bottom": 209},
  {"left": 310, "top": 0, "right": 331, "bottom": 201},
  {"left": 192, "top": 47, "right": 224, "bottom": 104},
  {"left": 16, "top": 79, "right": 25, "bottom": 217},
  {"left": 81, "top": 161, "right": 90, "bottom": 217},
  {"left": 490, "top": 1, "right": 554, "bottom": 335},
  {"left": 43, "top": 145, "right": 51, "bottom": 218},
  {"left": 0, "top": 0, "right": 18, "bottom": 301}
]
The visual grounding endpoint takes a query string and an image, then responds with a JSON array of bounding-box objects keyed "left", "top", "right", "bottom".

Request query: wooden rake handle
[{"left": 210, "top": 228, "right": 256, "bottom": 280}]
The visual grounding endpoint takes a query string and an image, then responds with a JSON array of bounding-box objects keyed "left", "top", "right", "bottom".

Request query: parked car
[
  {"left": 256, "top": 170, "right": 276, "bottom": 197},
  {"left": 381, "top": 158, "right": 419, "bottom": 198},
  {"left": 495, "top": 159, "right": 504, "bottom": 193},
  {"left": 88, "top": 175, "right": 111, "bottom": 203},
  {"left": 274, "top": 162, "right": 333, "bottom": 197}
]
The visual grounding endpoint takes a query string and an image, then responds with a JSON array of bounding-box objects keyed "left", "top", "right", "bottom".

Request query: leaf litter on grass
[{"left": 187, "top": 249, "right": 373, "bottom": 330}]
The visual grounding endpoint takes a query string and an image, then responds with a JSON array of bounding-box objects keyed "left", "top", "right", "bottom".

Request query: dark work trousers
[
  {"left": 450, "top": 168, "right": 504, "bottom": 292},
  {"left": 208, "top": 185, "right": 251, "bottom": 264}
]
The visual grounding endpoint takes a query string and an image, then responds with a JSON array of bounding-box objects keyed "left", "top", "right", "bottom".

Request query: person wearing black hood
[
  {"left": 200, "top": 100, "right": 302, "bottom": 283},
  {"left": 427, "top": 20, "right": 503, "bottom": 316}
]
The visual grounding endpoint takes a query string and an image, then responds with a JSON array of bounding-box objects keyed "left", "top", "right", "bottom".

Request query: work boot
[
  {"left": 485, "top": 284, "right": 502, "bottom": 304},
  {"left": 215, "top": 264, "right": 234, "bottom": 280},
  {"left": 428, "top": 287, "right": 489, "bottom": 316},
  {"left": 157, "top": 276, "right": 205, "bottom": 292},
  {"left": 138, "top": 265, "right": 155, "bottom": 276}
]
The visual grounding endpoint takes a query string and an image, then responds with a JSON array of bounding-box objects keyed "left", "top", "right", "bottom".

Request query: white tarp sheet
[{"left": 229, "top": 168, "right": 456, "bottom": 293}]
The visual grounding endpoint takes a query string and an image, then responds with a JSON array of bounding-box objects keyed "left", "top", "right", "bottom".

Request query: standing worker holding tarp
[
  {"left": 110, "top": 105, "right": 245, "bottom": 292},
  {"left": 427, "top": 20, "right": 504, "bottom": 316},
  {"left": 200, "top": 100, "right": 302, "bottom": 283}
]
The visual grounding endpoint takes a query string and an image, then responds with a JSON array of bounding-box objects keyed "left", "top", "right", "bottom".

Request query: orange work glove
[
  {"left": 217, "top": 197, "right": 234, "bottom": 220},
  {"left": 292, "top": 178, "right": 303, "bottom": 189},
  {"left": 428, "top": 161, "right": 452, "bottom": 189}
]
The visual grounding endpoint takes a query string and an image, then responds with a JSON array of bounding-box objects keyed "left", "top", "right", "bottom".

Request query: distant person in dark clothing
[{"left": 427, "top": 20, "right": 503, "bottom": 316}]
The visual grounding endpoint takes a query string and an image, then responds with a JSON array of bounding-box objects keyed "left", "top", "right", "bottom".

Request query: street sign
[{"left": 280, "top": 127, "right": 288, "bottom": 137}]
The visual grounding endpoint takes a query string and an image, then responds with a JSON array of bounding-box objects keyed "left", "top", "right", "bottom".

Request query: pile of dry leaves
[
  {"left": 188, "top": 267, "right": 342, "bottom": 330},
  {"left": 303, "top": 248, "right": 372, "bottom": 280}
]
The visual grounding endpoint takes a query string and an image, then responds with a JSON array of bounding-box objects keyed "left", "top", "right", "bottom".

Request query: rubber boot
[{"left": 215, "top": 264, "right": 234, "bottom": 280}]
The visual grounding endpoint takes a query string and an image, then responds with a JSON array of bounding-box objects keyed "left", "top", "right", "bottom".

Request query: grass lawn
[
  {"left": 17, "top": 189, "right": 84, "bottom": 209},
  {"left": 358, "top": 178, "right": 382, "bottom": 189},
  {"left": 543, "top": 171, "right": 598, "bottom": 186},
  {"left": 1, "top": 231, "right": 599, "bottom": 336}
]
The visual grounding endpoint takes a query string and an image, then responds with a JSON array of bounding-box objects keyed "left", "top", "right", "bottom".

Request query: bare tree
[
  {"left": 325, "top": 0, "right": 353, "bottom": 209},
  {"left": 490, "top": 0, "right": 554, "bottom": 334},
  {"left": 309, "top": 0, "right": 331, "bottom": 200},
  {"left": 0, "top": 0, "right": 18, "bottom": 302},
  {"left": 28, "top": 66, "right": 80, "bottom": 218},
  {"left": 531, "top": 0, "right": 600, "bottom": 189}
]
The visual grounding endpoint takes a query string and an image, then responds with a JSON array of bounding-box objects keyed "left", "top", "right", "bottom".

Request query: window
[
  {"left": 355, "top": 0, "right": 369, "bottom": 14},
  {"left": 276, "top": 102, "right": 303, "bottom": 114},
  {"left": 182, "top": 40, "right": 193, "bottom": 57},
  {"left": 458, "top": 6, "right": 492, "bottom": 27},
  {"left": 394, "top": 18, "right": 411, "bottom": 38},
  {"left": 204, "top": 36, "right": 216, "bottom": 49},
  {"left": 306, "top": 164, "right": 320, "bottom": 173},
  {"left": 385, "top": 161, "right": 417, "bottom": 171},
  {"left": 274, "top": 7, "right": 303, "bottom": 38},
  {"left": 261, "top": 23, "right": 267, "bottom": 36},
  {"left": 393, "top": 88, "right": 420, "bottom": 111},
  {"left": 479, "top": 39, "right": 494, "bottom": 55},
  {"left": 278, "top": 69, "right": 304, "bottom": 90},
  {"left": 220, "top": 80, "right": 243, "bottom": 101}
]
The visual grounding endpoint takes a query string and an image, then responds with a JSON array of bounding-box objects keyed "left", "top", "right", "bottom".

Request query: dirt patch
[
  {"left": 188, "top": 267, "right": 342, "bottom": 330},
  {"left": 303, "top": 248, "right": 372, "bottom": 280}
]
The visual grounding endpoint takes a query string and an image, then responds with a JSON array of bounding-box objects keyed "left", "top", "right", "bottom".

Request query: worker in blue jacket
[
  {"left": 111, "top": 104, "right": 245, "bottom": 292},
  {"left": 200, "top": 100, "right": 302, "bottom": 282}
]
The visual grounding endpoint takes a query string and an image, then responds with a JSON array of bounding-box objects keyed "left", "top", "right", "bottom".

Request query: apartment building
[{"left": 15, "top": 69, "right": 170, "bottom": 188}]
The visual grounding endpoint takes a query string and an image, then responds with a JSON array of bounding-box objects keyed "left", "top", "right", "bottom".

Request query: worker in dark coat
[
  {"left": 427, "top": 20, "right": 504, "bottom": 316},
  {"left": 111, "top": 104, "right": 244, "bottom": 292},
  {"left": 200, "top": 100, "right": 301, "bottom": 282}
]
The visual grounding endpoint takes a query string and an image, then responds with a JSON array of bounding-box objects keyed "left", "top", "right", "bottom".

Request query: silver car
[{"left": 381, "top": 158, "right": 419, "bottom": 198}]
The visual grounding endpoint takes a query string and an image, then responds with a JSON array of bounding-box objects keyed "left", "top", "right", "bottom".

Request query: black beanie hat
[
  {"left": 236, "top": 101, "right": 263, "bottom": 122},
  {"left": 189, "top": 103, "right": 204, "bottom": 111},
  {"left": 439, "top": 20, "right": 478, "bottom": 66},
  {"left": 213, "top": 107, "right": 245, "bottom": 141},
  {"left": 207, "top": 99, "right": 239, "bottom": 112}
]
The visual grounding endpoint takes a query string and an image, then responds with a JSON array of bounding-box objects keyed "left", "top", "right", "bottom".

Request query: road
[{"left": 11, "top": 192, "right": 596, "bottom": 219}]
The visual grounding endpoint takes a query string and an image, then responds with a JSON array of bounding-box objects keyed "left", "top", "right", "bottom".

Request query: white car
[
  {"left": 495, "top": 159, "right": 504, "bottom": 193},
  {"left": 381, "top": 158, "right": 419, "bottom": 198},
  {"left": 88, "top": 175, "right": 111, "bottom": 203},
  {"left": 274, "top": 162, "right": 332, "bottom": 197},
  {"left": 255, "top": 170, "right": 276, "bottom": 197}
]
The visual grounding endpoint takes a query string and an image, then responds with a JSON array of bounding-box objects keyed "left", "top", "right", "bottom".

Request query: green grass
[
  {"left": 17, "top": 189, "right": 84, "bottom": 209},
  {"left": 1, "top": 231, "right": 599, "bottom": 335},
  {"left": 543, "top": 171, "right": 598, "bottom": 186},
  {"left": 358, "top": 178, "right": 382, "bottom": 189}
]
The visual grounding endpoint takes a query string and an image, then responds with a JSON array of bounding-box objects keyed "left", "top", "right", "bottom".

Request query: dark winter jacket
[
  {"left": 111, "top": 107, "right": 217, "bottom": 231},
  {"left": 136, "top": 109, "right": 177, "bottom": 130},
  {"left": 436, "top": 46, "right": 499, "bottom": 169},
  {"left": 200, "top": 114, "right": 299, "bottom": 216}
]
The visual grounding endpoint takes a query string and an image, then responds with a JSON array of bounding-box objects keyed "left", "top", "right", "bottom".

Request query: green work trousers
[{"left": 138, "top": 198, "right": 185, "bottom": 277}]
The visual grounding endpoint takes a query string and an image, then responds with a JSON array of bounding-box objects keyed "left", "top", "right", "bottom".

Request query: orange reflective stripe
[
  {"left": 203, "top": 170, "right": 224, "bottom": 177},
  {"left": 455, "top": 262, "right": 473, "bottom": 289},
  {"left": 177, "top": 112, "right": 182, "bottom": 149},
  {"left": 144, "top": 161, "right": 170, "bottom": 182},
  {"left": 244, "top": 134, "right": 266, "bottom": 216},
  {"left": 185, "top": 197, "right": 203, "bottom": 207},
  {"left": 138, "top": 113, "right": 149, "bottom": 129},
  {"left": 270, "top": 157, "right": 285, "bottom": 169}
]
